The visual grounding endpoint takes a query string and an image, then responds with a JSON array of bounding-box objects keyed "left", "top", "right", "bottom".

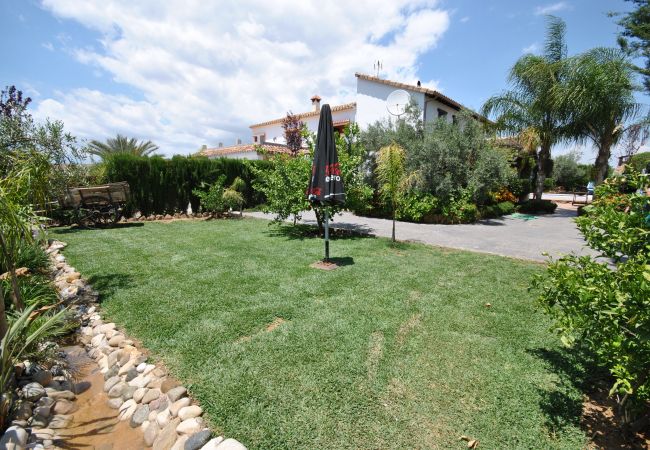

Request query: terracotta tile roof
[
  {"left": 354, "top": 73, "right": 488, "bottom": 122},
  {"left": 249, "top": 102, "right": 356, "bottom": 128},
  {"left": 199, "top": 142, "right": 295, "bottom": 158}
]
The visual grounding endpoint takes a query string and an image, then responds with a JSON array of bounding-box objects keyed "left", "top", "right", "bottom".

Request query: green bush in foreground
[
  {"left": 533, "top": 171, "right": 649, "bottom": 423},
  {"left": 518, "top": 199, "right": 558, "bottom": 214}
]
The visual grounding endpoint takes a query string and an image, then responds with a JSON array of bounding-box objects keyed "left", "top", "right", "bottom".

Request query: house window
[
  {"left": 452, "top": 115, "right": 458, "bottom": 124},
  {"left": 437, "top": 108, "right": 448, "bottom": 119},
  {"left": 253, "top": 136, "right": 258, "bottom": 143},
  {"left": 260, "top": 134, "right": 266, "bottom": 143}
]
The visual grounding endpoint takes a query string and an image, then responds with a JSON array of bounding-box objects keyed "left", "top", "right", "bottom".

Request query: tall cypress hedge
[{"left": 104, "top": 154, "right": 272, "bottom": 215}]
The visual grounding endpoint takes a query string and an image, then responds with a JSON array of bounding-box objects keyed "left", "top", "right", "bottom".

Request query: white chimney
[
  {"left": 236, "top": 138, "right": 242, "bottom": 145},
  {"left": 311, "top": 95, "right": 321, "bottom": 112},
  {"left": 218, "top": 142, "right": 223, "bottom": 148}
]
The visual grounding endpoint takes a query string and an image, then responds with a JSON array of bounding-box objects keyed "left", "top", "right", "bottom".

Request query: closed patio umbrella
[{"left": 307, "top": 104, "right": 345, "bottom": 262}]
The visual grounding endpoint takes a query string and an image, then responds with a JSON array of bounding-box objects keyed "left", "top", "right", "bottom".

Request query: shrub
[
  {"left": 0, "top": 241, "right": 49, "bottom": 274},
  {"left": 397, "top": 192, "right": 439, "bottom": 222},
  {"left": 552, "top": 151, "right": 590, "bottom": 191},
  {"left": 441, "top": 191, "right": 480, "bottom": 224},
  {"left": 627, "top": 151, "right": 650, "bottom": 172},
  {"left": 532, "top": 171, "right": 649, "bottom": 419},
  {"left": 517, "top": 199, "right": 558, "bottom": 214},
  {"left": 192, "top": 176, "right": 227, "bottom": 216},
  {"left": 481, "top": 201, "right": 515, "bottom": 218}
]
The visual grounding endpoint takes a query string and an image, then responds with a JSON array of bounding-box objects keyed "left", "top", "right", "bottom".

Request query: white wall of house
[
  {"left": 212, "top": 151, "right": 262, "bottom": 160},
  {"left": 250, "top": 106, "right": 356, "bottom": 144},
  {"left": 355, "top": 77, "right": 459, "bottom": 128}
]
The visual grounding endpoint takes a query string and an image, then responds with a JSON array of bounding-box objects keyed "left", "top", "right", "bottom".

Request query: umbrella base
[{"left": 310, "top": 260, "right": 339, "bottom": 271}]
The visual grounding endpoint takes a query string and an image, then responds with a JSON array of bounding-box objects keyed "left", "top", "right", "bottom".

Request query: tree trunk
[
  {"left": 391, "top": 208, "right": 396, "bottom": 242},
  {"left": 534, "top": 145, "right": 551, "bottom": 200},
  {"left": 593, "top": 140, "right": 612, "bottom": 185},
  {"left": 0, "top": 233, "right": 24, "bottom": 311},
  {"left": 0, "top": 278, "right": 8, "bottom": 340}
]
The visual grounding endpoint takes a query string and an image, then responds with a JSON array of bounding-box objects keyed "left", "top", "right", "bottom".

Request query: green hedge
[{"left": 104, "top": 154, "right": 272, "bottom": 216}]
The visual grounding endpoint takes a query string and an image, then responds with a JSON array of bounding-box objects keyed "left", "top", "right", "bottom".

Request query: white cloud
[
  {"left": 460, "top": 16, "right": 470, "bottom": 23},
  {"left": 42, "top": 42, "right": 54, "bottom": 51},
  {"left": 36, "top": 0, "right": 451, "bottom": 155},
  {"left": 535, "top": 2, "right": 569, "bottom": 16},
  {"left": 522, "top": 43, "right": 539, "bottom": 54}
]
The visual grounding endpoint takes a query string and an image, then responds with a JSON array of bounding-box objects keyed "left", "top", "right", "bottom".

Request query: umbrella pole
[{"left": 324, "top": 208, "right": 330, "bottom": 262}]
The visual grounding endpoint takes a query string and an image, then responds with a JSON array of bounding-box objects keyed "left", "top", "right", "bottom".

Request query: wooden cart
[{"left": 61, "top": 182, "right": 130, "bottom": 226}]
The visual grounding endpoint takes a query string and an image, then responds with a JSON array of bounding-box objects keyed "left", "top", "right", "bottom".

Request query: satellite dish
[{"left": 386, "top": 89, "right": 411, "bottom": 117}]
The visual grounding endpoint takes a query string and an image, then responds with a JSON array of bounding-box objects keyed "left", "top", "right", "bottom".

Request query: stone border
[{"left": 0, "top": 240, "right": 247, "bottom": 450}]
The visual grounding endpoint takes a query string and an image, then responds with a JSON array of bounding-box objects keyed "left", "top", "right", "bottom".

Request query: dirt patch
[
  {"left": 582, "top": 389, "right": 649, "bottom": 449},
  {"left": 54, "top": 346, "right": 146, "bottom": 450},
  {"left": 236, "top": 317, "right": 287, "bottom": 343},
  {"left": 366, "top": 331, "right": 384, "bottom": 380},
  {"left": 396, "top": 313, "right": 422, "bottom": 346}
]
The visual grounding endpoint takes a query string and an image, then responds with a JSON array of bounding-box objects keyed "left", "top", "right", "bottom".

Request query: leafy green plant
[
  {"left": 533, "top": 170, "right": 649, "bottom": 422},
  {"left": 193, "top": 176, "right": 227, "bottom": 217},
  {"left": 441, "top": 191, "right": 480, "bottom": 224},
  {"left": 481, "top": 201, "right": 516, "bottom": 219},
  {"left": 397, "top": 192, "right": 439, "bottom": 222},
  {"left": 376, "top": 143, "right": 415, "bottom": 241},
  {"left": 517, "top": 199, "right": 558, "bottom": 214},
  {"left": 628, "top": 151, "right": 650, "bottom": 172},
  {"left": 2, "top": 275, "right": 58, "bottom": 309},
  {"left": 0, "top": 305, "right": 67, "bottom": 429},
  {"left": 0, "top": 240, "right": 49, "bottom": 274}
]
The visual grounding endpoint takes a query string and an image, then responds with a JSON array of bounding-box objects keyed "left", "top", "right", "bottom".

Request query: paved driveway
[{"left": 246, "top": 205, "right": 596, "bottom": 262}]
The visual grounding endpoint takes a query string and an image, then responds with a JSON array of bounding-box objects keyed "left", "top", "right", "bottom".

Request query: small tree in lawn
[
  {"left": 222, "top": 177, "right": 246, "bottom": 216},
  {"left": 375, "top": 143, "right": 413, "bottom": 242},
  {"left": 192, "top": 176, "right": 227, "bottom": 218},
  {"left": 282, "top": 112, "right": 303, "bottom": 156}
]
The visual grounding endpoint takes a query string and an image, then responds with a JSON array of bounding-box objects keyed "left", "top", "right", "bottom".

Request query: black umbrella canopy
[{"left": 307, "top": 104, "right": 346, "bottom": 206}]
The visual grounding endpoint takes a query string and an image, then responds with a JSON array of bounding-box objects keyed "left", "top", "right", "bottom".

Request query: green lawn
[{"left": 53, "top": 218, "right": 590, "bottom": 449}]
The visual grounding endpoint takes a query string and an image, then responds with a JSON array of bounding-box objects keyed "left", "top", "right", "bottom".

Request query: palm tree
[
  {"left": 562, "top": 48, "right": 643, "bottom": 184},
  {"left": 87, "top": 134, "right": 159, "bottom": 159},
  {"left": 482, "top": 16, "right": 569, "bottom": 199}
]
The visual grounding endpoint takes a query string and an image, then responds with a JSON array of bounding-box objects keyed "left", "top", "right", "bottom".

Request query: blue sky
[{"left": 1, "top": 0, "right": 644, "bottom": 160}]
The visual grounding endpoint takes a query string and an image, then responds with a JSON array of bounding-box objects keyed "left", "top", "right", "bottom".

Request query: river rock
[
  {"left": 53, "top": 399, "right": 75, "bottom": 415},
  {"left": 151, "top": 395, "right": 168, "bottom": 412},
  {"left": 104, "top": 376, "right": 121, "bottom": 392},
  {"left": 118, "top": 359, "right": 136, "bottom": 376},
  {"left": 108, "top": 381, "right": 127, "bottom": 398},
  {"left": 143, "top": 420, "right": 158, "bottom": 446},
  {"left": 32, "top": 370, "right": 53, "bottom": 387},
  {"left": 31, "top": 414, "right": 49, "bottom": 428},
  {"left": 107, "top": 398, "right": 123, "bottom": 409},
  {"left": 178, "top": 405, "right": 202, "bottom": 421},
  {"left": 108, "top": 335, "right": 125, "bottom": 347},
  {"left": 171, "top": 435, "right": 189, "bottom": 450},
  {"left": 142, "top": 388, "right": 161, "bottom": 404},
  {"left": 169, "top": 397, "right": 191, "bottom": 417},
  {"left": 22, "top": 382, "right": 45, "bottom": 401},
  {"left": 153, "top": 417, "right": 181, "bottom": 450},
  {"left": 129, "top": 374, "right": 152, "bottom": 389},
  {"left": 44, "top": 389, "right": 75, "bottom": 401},
  {"left": 125, "top": 368, "right": 139, "bottom": 382},
  {"left": 48, "top": 414, "right": 73, "bottom": 429},
  {"left": 118, "top": 399, "right": 137, "bottom": 421},
  {"left": 136, "top": 362, "right": 147, "bottom": 373},
  {"left": 121, "top": 385, "right": 138, "bottom": 401},
  {"left": 91, "top": 334, "right": 107, "bottom": 348},
  {"left": 199, "top": 437, "right": 225, "bottom": 449},
  {"left": 0, "top": 426, "right": 28, "bottom": 447},
  {"left": 156, "top": 408, "right": 171, "bottom": 428},
  {"left": 33, "top": 405, "right": 52, "bottom": 419},
  {"left": 161, "top": 378, "right": 179, "bottom": 393},
  {"left": 36, "top": 397, "right": 55, "bottom": 408},
  {"left": 211, "top": 438, "right": 247, "bottom": 450},
  {"left": 176, "top": 417, "right": 203, "bottom": 435},
  {"left": 130, "top": 404, "right": 149, "bottom": 428},
  {"left": 167, "top": 386, "right": 187, "bottom": 402},
  {"left": 184, "top": 429, "right": 211, "bottom": 450},
  {"left": 133, "top": 387, "right": 147, "bottom": 403}
]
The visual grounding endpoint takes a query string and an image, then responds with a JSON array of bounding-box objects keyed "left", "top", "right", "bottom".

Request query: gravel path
[{"left": 246, "top": 205, "right": 596, "bottom": 262}]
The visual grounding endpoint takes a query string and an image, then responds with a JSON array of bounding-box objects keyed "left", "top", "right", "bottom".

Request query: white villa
[{"left": 200, "top": 73, "right": 478, "bottom": 160}]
